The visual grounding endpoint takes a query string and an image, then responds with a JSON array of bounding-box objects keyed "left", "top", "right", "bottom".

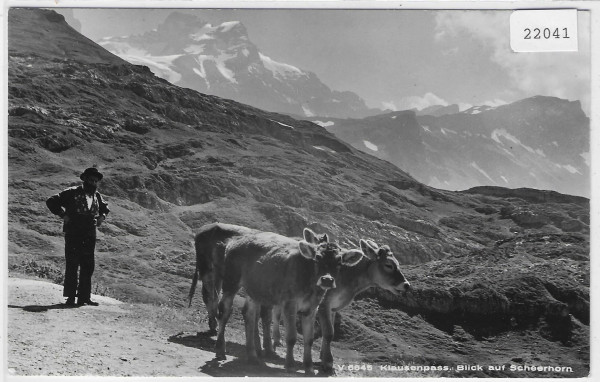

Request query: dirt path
[
  {"left": 6, "top": 277, "right": 333, "bottom": 377},
  {"left": 7, "top": 277, "right": 216, "bottom": 377}
]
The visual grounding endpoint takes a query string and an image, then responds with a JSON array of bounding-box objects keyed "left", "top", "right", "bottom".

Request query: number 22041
[{"left": 524, "top": 27, "right": 570, "bottom": 40}]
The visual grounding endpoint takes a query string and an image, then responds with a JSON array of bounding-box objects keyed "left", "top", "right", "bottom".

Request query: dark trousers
[{"left": 63, "top": 234, "right": 96, "bottom": 300}]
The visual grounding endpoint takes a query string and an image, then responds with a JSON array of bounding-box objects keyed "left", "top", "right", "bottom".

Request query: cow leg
[
  {"left": 282, "top": 301, "right": 298, "bottom": 372},
  {"left": 215, "top": 291, "right": 235, "bottom": 360},
  {"left": 301, "top": 309, "right": 317, "bottom": 375},
  {"left": 243, "top": 297, "right": 260, "bottom": 364},
  {"left": 260, "top": 305, "right": 276, "bottom": 357},
  {"left": 272, "top": 305, "right": 282, "bottom": 350},
  {"left": 242, "top": 300, "right": 262, "bottom": 356},
  {"left": 201, "top": 280, "right": 218, "bottom": 334},
  {"left": 254, "top": 303, "right": 263, "bottom": 357},
  {"left": 318, "top": 305, "right": 335, "bottom": 373}
]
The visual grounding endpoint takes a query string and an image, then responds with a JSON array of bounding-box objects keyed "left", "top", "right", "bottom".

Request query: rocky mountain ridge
[
  {"left": 7, "top": 8, "right": 589, "bottom": 377},
  {"left": 313, "top": 96, "right": 589, "bottom": 197},
  {"left": 96, "top": 11, "right": 379, "bottom": 119}
]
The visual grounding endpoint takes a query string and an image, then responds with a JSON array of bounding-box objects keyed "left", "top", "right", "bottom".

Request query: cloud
[
  {"left": 435, "top": 11, "right": 591, "bottom": 114},
  {"left": 386, "top": 92, "right": 449, "bottom": 111}
]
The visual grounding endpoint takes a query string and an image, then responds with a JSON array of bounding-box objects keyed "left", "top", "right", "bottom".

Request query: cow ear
[
  {"left": 298, "top": 240, "right": 317, "bottom": 259},
  {"left": 360, "top": 239, "right": 378, "bottom": 260},
  {"left": 303, "top": 228, "right": 319, "bottom": 244},
  {"left": 341, "top": 249, "right": 363, "bottom": 267}
]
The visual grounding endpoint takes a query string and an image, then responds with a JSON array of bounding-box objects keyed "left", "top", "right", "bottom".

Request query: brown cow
[
  {"left": 188, "top": 223, "right": 326, "bottom": 335},
  {"left": 272, "top": 239, "right": 411, "bottom": 373},
  {"left": 188, "top": 223, "right": 257, "bottom": 333},
  {"left": 215, "top": 229, "right": 362, "bottom": 374}
]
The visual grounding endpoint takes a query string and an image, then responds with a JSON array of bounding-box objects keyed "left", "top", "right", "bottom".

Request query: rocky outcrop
[{"left": 360, "top": 232, "right": 589, "bottom": 341}]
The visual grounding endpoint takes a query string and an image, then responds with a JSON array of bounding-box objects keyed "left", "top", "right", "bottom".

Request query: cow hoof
[
  {"left": 215, "top": 349, "right": 226, "bottom": 361},
  {"left": 263, "top": 349, "right": 278, "bottom": 359},
  {"left": 319, "top": 365, "right": 335, "bottom": 376},
  {"left": 285, "top": 362, "right": 296, "bottom": 373}
]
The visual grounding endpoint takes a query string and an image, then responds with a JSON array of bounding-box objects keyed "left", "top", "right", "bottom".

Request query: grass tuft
[{"left": 9, "top": 259, "right": 64, "bottom": 284}]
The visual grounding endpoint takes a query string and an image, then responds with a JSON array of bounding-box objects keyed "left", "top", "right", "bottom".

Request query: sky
[{"left": 60, "top": 8, "right": 591, "bottom": 114}]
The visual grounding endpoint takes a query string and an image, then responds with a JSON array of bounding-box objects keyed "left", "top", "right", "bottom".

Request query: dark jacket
[{"left": 46, "top": 185, "right": 109, "bottom": 237}]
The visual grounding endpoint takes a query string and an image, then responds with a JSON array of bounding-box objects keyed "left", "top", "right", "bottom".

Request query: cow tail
[{"left": 188, "top": 264, "right": 200, "bottom": 307}]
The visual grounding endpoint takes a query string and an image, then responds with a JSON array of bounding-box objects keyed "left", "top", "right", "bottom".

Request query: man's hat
[{"left": 80, "top": 167, "right": 103, "bottom": 181}]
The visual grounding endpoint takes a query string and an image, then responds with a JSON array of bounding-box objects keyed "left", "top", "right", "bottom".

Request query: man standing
[{"left": 46, "top": 167, "right": 109, "bottom": 306}]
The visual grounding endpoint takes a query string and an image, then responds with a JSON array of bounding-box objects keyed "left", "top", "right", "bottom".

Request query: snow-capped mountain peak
[{"left": 98, "top": 11, "right": 378, "bottom": 118}]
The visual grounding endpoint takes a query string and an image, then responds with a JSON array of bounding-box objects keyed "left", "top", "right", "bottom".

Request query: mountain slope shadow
[{"left": 168, "top": 332, "right": 303, "bottom": 377}]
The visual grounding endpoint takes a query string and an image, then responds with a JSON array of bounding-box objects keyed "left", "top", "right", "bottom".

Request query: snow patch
[
  {"left": 314, "top": 121, "right": 335, "bottom": 127},
  {"left": 421, "top": 125, "right": 431, "bottom": 133},
  {"left": 501, "top": 147, "right": 515, "bottom": 158},
  {"left": 313, "top": 146, "right": 336, "bottom": 154},
  {"left": 193, "top": 56, "right": 207, "bottom": 78},
  {"left": 192, "top": 53, "right": 238, "bottom": 84},
  {"left": 470, "top": 162, "right": 495, "bottom": 183},
  {"left": 302, "top": 105, "right": 315, "bottom": 117},
  {"left": 260, "top": 53, "right": 305, "bottom": 80},
  {"left": 219, "top": 21, "right": 241, "bottom": 32},
  {"left": 215, "top": 57, "right": 237, "bottom": 83},
  {"left": 98, "top": 41, "right": 148, "bottom": 56},
  {"left": 391, "top": 116, "right": 397, "bottom": 119},
  {"left": 270, "top": 120, "right": 294, "bottom": 130},
  {"left": 184, "top": 44, "right": 206, "bottom": 54},
  {"left": 98, "top": 40, "right": 183, "bottom": 83},
  {"left": 363, "top": 140, "right": 379, "bottom": 151},
  {"left": 561, "top": 165, "right": 582, "bottom": 175},
  {"left": 580, "top": 152, "right": 590, "bottom": 166},
  {"left": 191, "top": 34, "right": 212, "bottom": 42},
  {"left": 491, "top": 129, "right": 537, "bottom": 154},
  {"left": 463, "top": 105, "right": 495, "bottom": 115}
]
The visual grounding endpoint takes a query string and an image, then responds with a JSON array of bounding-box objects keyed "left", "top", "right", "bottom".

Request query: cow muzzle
[
  {"left": 317, "top": 274, "right": 336, "bottom": 290},
  {"left": 396, "top": 281, "right": 411, "bottom": 292}
]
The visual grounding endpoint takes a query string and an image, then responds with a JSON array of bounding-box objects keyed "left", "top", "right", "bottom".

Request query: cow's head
[
  {"left": 361, "top": 239, "right": 410, "bottom": 294},
  {"left": 299, "top": 229, "right": 362, "bottom": 290}
]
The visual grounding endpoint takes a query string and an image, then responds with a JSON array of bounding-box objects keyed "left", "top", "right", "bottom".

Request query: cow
[
  {"left": 215, "top": 229, "right": 363, "bottom": 374},
  {"left": 188, "top": 223, "right": 326, "bottom": 334},
  {"left": 187, "top": 223, "right": 258, "bottom": 333},
  {"left": 272, "top": 238, "right": 411, "bottom": 373}
]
